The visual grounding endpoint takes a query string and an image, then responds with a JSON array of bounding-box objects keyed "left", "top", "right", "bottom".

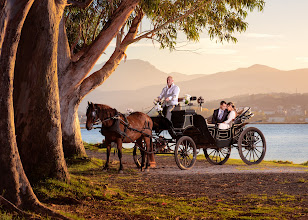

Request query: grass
[
  {"left": 29, "top": 157, "right": 307, "bottom": 219},
  {"left": 0, "top": 210, "right": 17, "bottom": 220},
  {"left": 301, "top": 161, "right": 308, "bottom": 166}
]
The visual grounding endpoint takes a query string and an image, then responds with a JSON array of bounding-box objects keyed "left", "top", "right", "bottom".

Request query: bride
[{"left": 218, "top": 102, "right": 237, "bottom": 129}]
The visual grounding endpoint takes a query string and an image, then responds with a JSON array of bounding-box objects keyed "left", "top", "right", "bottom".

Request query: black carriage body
[
  {"left": 150, "top": 109, "right": 195, "bottom": 139},
  {"left": 182, "top": 114, "right": 245, "bottom": 149},
  {"left": 143, "top": 103, "right": 265, "bottom": 168},
  {"left": 151, "top": 108, "right": 245, "bottom": 149}
]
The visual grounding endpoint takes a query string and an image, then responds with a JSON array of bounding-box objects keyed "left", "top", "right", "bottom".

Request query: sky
[{"left": 97, "top": 0, "right": 308, "bottom": 75}]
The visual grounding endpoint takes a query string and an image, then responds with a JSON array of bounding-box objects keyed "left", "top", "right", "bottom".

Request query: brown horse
[{"left": 86, "top": 102, "right": 153, "bottom": 172}]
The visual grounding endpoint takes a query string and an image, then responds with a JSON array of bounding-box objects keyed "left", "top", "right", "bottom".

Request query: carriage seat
[{"left": 171, "top": 109, "right": 196, "bottom": 129}]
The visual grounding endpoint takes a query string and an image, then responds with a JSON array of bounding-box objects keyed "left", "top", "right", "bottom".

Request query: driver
[{"left": 157, "top": 76, "right": 180, "bottom": 121}]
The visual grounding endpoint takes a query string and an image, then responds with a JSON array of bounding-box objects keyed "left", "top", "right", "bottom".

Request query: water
[{"left": 81, "top": 124, "right": 308, "bottom": 164}]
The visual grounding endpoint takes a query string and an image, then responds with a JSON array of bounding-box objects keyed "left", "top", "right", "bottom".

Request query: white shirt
[
  {"left": 218, "top": 108, "right": 224, "bottom": 120},
  {"left": 158, "top": 83, "right": 180, "bottom": 106},
  {"left": 218, "top": 110, "right": 236, "bottom": 130},
  {"left": 224, "top": 110, "right": 236, "bottom": 124}
]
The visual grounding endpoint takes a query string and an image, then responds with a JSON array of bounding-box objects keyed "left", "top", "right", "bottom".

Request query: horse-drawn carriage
[
  {"left": 133, "top": 97, "right": 266, "bottom": 170},
  {"left": 86, "top": 97, "right": 266, "bottom": 172}
]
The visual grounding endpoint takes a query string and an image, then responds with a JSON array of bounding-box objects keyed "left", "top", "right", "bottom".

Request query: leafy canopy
[{"left": 65, "top": 0, "right": 265, "bottom": 52}]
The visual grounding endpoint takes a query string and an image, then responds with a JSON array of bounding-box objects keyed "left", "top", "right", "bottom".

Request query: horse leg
[
  {"left": 103, "top": 139, "right": 111, "bottom": 171},
  {"left": 116, "top": 138, "right": 124, "bottom": 173},
  {"left": 136, "top": 137, "right": 145, "bottom": 171},
  {"left": 144, "top": 136, "right": 151, "bottom": 172}
]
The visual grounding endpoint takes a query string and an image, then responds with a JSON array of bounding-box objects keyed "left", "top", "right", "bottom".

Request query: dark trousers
[{"left": 163, "top": 105, "right": 175, "bottom": 121}]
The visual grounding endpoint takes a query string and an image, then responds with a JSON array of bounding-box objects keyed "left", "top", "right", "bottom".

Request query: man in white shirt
[{"left": 157, "top": 76, "right": 180, "bottom": 121}]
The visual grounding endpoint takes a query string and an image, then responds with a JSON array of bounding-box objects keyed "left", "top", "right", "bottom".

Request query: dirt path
[
  {"left": 86, "top": 150, "right": 308, "bottom": 201},
  {"left": 86, "top": 150, "right": 308, "bottom": 174}
]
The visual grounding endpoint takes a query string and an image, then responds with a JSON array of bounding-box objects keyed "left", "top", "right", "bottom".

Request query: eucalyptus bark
[
  {"left": 0, "top": 0, "right": 38, "bottom": 208},
  {"left": 58, "top": 0, "right": 140, "bottom": 158},
  {"left": 0, "top": 3, "right": 69, "bottom": 218},
  {"left": 13, "top": 0, "right": 69, "bottom": 182}
]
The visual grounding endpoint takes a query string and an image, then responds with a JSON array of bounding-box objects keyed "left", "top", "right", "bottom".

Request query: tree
[
  {"left": 58, "top": 0, "right": 264, "bottom": 158},
  {"left": 0, "top": 1, "right": 69, "bottom": 218},
  {"left": 59, "top": 0, "right": 140, "bottom": 157},
  {"left": 13, "top": 0, "right": 69, "bottom": 182}
]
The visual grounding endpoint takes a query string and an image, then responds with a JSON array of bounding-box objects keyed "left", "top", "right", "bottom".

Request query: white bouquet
[
  {"left": 154, "top": 102, "right": 163, "bottom": 112},
  {"left": 184, "top": 94, "right": 191, "bottom": 104}
]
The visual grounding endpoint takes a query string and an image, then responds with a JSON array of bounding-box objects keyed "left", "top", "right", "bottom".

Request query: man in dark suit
[{"left": 212, "top": 101, "right": 229, "bottom": 124}]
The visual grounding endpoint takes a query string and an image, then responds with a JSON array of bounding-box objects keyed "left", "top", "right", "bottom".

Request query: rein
[{"left": 90, "top": 105, "right": 154, "bottom": 154}]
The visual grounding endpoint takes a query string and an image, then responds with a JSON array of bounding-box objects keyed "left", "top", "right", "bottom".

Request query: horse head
[{"left": 86, "top": 102, "right": 97, "bottom": 130}]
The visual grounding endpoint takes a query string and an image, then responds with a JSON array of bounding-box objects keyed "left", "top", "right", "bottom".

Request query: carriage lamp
[{"left": 197, "top": 96, "right": 204, "bottom": 111}]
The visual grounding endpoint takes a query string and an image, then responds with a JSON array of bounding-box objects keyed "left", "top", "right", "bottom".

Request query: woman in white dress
[{"left": 218, "top": 102, "right": 237, "bottom": 129}]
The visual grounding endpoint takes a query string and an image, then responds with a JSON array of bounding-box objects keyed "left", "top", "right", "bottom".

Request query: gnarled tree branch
[
  {"left": 67, "top": 0, "right": 94, "bottom": 9},
  {"left": 124, "top": 0, "right": 211, "bottom": 46},
  {"left": 59, "top": 0, "right": 139, "bottom": 95},
  {"left": 79, "top": 10, "right": 144, "bottom": 99}
]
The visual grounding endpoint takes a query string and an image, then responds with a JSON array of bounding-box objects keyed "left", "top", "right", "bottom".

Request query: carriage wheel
[
  {"left": 203, "top": 147, "right": 231, "bottom": 165},
  {"left": 174, "top": 136, "right": 197, "bottom": 170},
  {"left": 238, "top": 127, "right": 266, "bottom": 165},
  {"left": 133, "top": 144, "right": 142, "bottom": 168}
]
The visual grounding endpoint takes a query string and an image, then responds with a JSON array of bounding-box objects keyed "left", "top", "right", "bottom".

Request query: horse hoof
[
  {"left": 118, "top": 170, "right": 124, "bottom": 174},
  {"left": 102, "top": 167, "right": 109, "bottom": 172},
  {"left": 145, "top": 168, "right": 150, "bottom": 172}
]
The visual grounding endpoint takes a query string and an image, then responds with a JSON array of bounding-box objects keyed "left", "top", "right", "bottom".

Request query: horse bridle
[
  {"left": 90, "top": 106, "right": 100, "bottom": 125},
  {"left": 91, "top": 107, "right": 122, "bottom": 125}
]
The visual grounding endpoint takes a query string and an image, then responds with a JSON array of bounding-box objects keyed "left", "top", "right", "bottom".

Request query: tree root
[
  {"left": 0, "top": 196, "right": 72, "bottom": 220},
  {"left": 30, "top": 201, "right": 73, "bottom": 220},
  {"left": 0, "top": 196, "right": 38, "bottom": 219}
]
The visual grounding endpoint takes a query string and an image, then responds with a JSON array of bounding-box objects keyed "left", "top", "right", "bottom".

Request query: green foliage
[
  {"left": 65, "top": 0, "right": 120, "bottom": 51},
  {"left": 65, "top": 0, "right": 265, "bottom": 52},
  {"left": 0, "top": 210, "right": 14, "bottom": 220},
  {"left": 273, "top": 160, "right": 293, "bottom": 165},
  {"left": 301, "top": 161, "right": 308, "bottom": 166}
]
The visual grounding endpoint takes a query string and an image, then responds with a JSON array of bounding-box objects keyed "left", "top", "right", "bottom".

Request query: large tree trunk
[
  {"left": 58, "top": 17, "right": 86, "bottom": 158},
  {"left": 0, "top": 0, "right": 38, "bottom": 208},
  {"left": 58, "top": 0, "right": 139, "bottom": 158},
  {"left": 0, "top": 2, "right": 70, "bottom": 218},
  {"left": 59, "top": 12, "right": 146, "bottom": 164},
  {"left": 13, "top": 0, "right": 69, "bottom": 182},
  {"left": 61, "top": 93, "right": 86, "bottom": 157}
]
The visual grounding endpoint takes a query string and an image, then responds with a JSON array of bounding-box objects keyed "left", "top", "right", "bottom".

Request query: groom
[{"left": 212, "top": 101, "right": 229, "bottom": 124}]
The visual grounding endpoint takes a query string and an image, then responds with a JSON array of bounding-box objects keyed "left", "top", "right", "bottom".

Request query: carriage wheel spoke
[
  {"left": 208, "top": 149, "right": 215, "bottom": 157},
  {"left": 254, "top": 149, "right": 260, "bottom": 160},
  {"left": 249, "top": 150, "right": 252, "bottom": 161},
  {"left": 252, "top": 149, "right": 256, "bottom": 162},
  {"left": 255, "top": 147, "right": 262, "bottom": 154},
  {"left": 218, "top": 151, "right": 223, "bottom": 162},
  {"left": 244, "top": 150, "right": 250, "bottom": 159}
]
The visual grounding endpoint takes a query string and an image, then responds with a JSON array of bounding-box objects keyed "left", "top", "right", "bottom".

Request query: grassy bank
[
  {"left": 2, "top": 144, "right": 306, "bottom": 219},
  {"left": 33, "top": 158, "right": 308, "bottom": 219}
]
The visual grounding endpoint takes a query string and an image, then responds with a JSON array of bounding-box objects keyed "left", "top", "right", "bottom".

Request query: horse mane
[{"left": 95, "top": 104, "right": 117, "bottom": 120}]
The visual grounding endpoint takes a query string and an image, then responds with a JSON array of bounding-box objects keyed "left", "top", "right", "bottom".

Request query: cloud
[
  {"left": 296, "top": 57, "right": 308, "bottom": 63},
  {"left": 256, "top": 45, "right": 281, "bottom": 51},
  {"left": 203, "top": 48, "right": 237, "bottom": 55},
  {"left": 244, "top": 33, "right": 284, "bottom": 38},
  {"left": 173, "top": 38, "right": 237, "bottom": 55}
]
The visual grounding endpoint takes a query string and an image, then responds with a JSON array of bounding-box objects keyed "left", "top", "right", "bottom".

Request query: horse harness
[{"left": 94, "top": 108, "right": 151, "bottom": 140}]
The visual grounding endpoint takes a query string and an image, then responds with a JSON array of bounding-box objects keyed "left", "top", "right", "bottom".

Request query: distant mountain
[
  {"left": 91, "top": 59, "right": 204, "bottom": 91},
  {"left": 204, "top": 93, "right": 308, "bottom": 110},
  {"left": 79, "top": 60, "right": 308, "bottom": 113}
]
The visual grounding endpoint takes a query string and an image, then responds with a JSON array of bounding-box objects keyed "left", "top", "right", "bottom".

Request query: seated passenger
[
  {"left": 212, "top": 101, "right": 229, "bottom": 124},
  {"left": 218, "top": 102, "right": 237, "bottom": 129}
]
